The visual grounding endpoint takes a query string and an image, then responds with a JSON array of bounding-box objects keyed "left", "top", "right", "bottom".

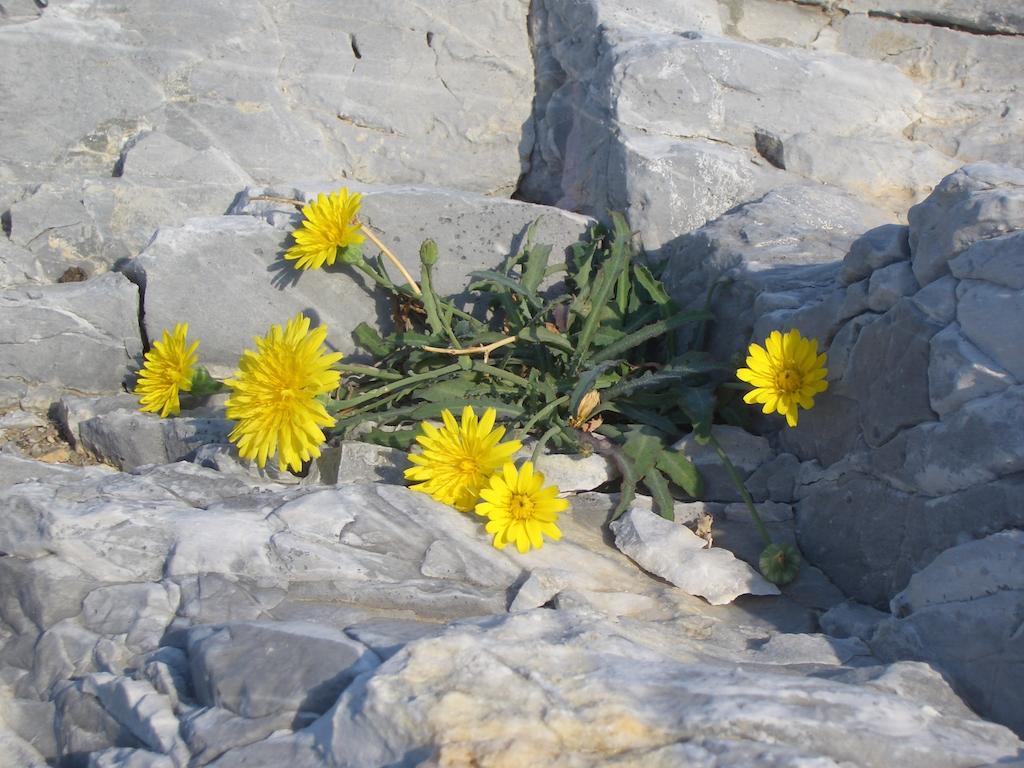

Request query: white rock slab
[{"left": 610, "top": 505, "right": 779, "bottom": 605}]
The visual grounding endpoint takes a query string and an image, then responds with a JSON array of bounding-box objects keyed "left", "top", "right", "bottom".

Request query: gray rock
[
  {"left": 819, "top": 600, "right": 889, "bottom": 643},
  {"left": 611, "top": 506, "right": 780, "bottom": 605},
  {"left": 872, "top": 531, "right": 1024, "bottom": 736},
  {"left": 180, "top": 706, "right": 303, "bottom": 767},
  {"left": 87, "top": 747, "right": 176, "bottom": 768},
  {"left": 0, "top": 238, "right": 55, "bottom": 288},
  {"left": 0, "top": 273, "right": 141, "bottom": 406},
  {"left": 316, "top": 441, "right": 410, "bottom": 486},
  {"left": 76, "top": 408, "right": 233, "bottom": 472},
  {"left": 908, "top": 163, "right": 1024, "bottom": 287},
  {"left": 844, "top": 298, "right": 939, "bottom": 448},
  {"left": 866, "top": 260, "right": 919, "bottom": 313},
  {"left": 517, "top": 440, "right": 616, "bottom": 494},
  {"left": 839, "top": 0, "right": 1024, "bottom": 35},
  {"left": 80, "top": 674, "right": 185, "bottom": 759},
  {"left": 187, "top": 621, "right": 380, "bottom": 720},
  {"left": 0, "top": 0, "right": 534, "bottom": 195},
  {"left": 956, "top": 279, "right": 1024, "bottom": 381},
  {"left": 81, "top": 583, "right": 179, "bottom": 653},
  {"left": 53, "top": 680, "right": 145, "bottom": 759},
  {"left": 928, "top": 323, "right": 1013, "bottom": 418},
  {"left": 744, "top": 453, "right": 800, "bottom": 503},
  {"left": 311, "top": 608, "right": 1022, "bottom": 768},
  {"left": 838, "top": 224, "right": 911, "bottom": 285},
  {"left": 949, "top": 231, "right": 1024, "bottom": 290},
  {"left": 673, "top": 425, "right": 773, "bottom": 502},
  {"left": 908, "top": 274, "right": 959, "bottom": 325},
  {"left": 0, "top": 724, "right": 48, "bottom": 768}
]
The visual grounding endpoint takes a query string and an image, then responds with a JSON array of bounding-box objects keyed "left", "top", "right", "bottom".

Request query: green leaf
[
  {"left": 359, "top": 428, "right": 420, "bottom": 450},
  {"left": 590, "top": 311, "right": 712, "bottom": 364},
  {"left": 521, "top": 223, "right": 552, "bottom": 294},
  {"left": 621, "top": 429, "right": 662, "bottom": 478},
  {"left": 468, "top": 270, "right": 545, "bottom": 310},
  {"left": 415, "top": 376, "right": 481, "bottom": 402},
  {"left": 656, "top": 451, "right": 703, "bottom": 497},
  {"left": 678, "top": 386, "right": 716, "bottom": 441},
  {"left": 632, "top": 263, "right": 671, "bottom": 305},
  {"left": 569, "top": 360, "right": 619, "bottom": 416},
  {"left": 188, "top": 367, "right": 223, "bottom": 397},
  {"left": 517, "top": 325, "right": 573, "bottom": 353},
  {"left": 613, "top": 404, "right": 678, "bottom": 438},
  {"left": 353, "top": 323, "right": 391, "bottom": 357},
  {"left": 644, "top": 467, "right": 675, "bottom": 521},
  {"left": 571, "top": 217, "right": 632, "bottom": 369}
]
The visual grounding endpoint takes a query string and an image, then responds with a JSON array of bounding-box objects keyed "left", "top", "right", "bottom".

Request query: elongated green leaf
[
  {"left": 517, "top": 326, "right": 573, "bottom": 353},
  {"left": 632, "top": 263, "right": 671, "bottom": 305},
  {"left": 569, "top": 360, "right": 619, "bottom": 415},
  {"left": 415, "top": 376, "right": 482, "bottom": 403},
  {"left": 468, "top": 270, "right": 544, "bottom": 309},
  {"left": 571, "top": 216, "right": 632, "bottom": 369},
  {"left": 614, "top": 404, "right": 678, "bottom": 438},
  {"left": 329, "top": 362, "right": 463, "bottom": 411},
  {"left": 336, "top": 363, "right": 404, "bottom": 382},
  {"left": 590, "top": 311, "right": 712, "bottom": 363},
  {"left": 521, "top": 227, "right": 552, "bottom": 294},
  {"left": 644, "top": 467, "right": 675, "bottom": 520},
  {"left": 353, "top": 323, "right": 391, "bottom": 357},
  {"left": 621, "top": 429, "right": 662, "bottom": 478},
  {"left": 611, "top": 451, "right": 638, "bottom": 520},
  {"left": 358, "top": 428, "right": 421, "bottom": 450},
  {"left": 678, "top": 386, "right": 716, "bottom": 441},
  {"left": 656, "top": 451, "right": 703, "bottom": 498}
]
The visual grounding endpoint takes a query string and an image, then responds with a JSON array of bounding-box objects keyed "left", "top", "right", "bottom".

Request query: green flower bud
[
  {"left": 337, "top": 244, "right": 364, "bottom": 265},
  {"left": 419, "top": 239, "right": 439, "bottom": 267},
  {"left": 759, "top": 543, "right": 801, "bottom": 586},
  {"left": 188, "top": 367, "right": 223, "bottom": 398}
]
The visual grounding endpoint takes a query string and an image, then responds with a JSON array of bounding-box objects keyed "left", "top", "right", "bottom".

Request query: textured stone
[
  {"left": 838, "top": 224, "right": 911, "bottom": 285},
  {"left": 872, "top": 531, "right": 1024, "bottom": 736},
  {"left": 315, "top": 441, "right": 410, "bottom": 486},
  {"left": 187, "top": 622, "right": 380, "bottom": 721},
  {"left": 309, "top": 609, "right": 1021, "bottom": 768},
  {"left": 956, "top": 279, "right": 1024, "bottom": 381},
  {"left": 81, "top": 583, "right": 179, "bottom": 652},
  {"left": 610, "top": 506, "right": 779, "bottom": 605},
  {"left": 928, "top": 323, "right": 1013, "bottom": 418},
  {"left": 0, "top": 273, "right": 141, "bottom": 405},
  {"left": 0, "top": 1, "right": 535, "bottom": 194},
  {"left": 949, "top": 231, "right": 1024, "bottom": 290},
  {"left": 867, "top": 260, "right": 919, "bottom": 313},
  {"left": 819, "top": 600, "right": 889, "bottom": 643},
  {"left": 908, "top": 163, "right": 1024, "bottom": 287}
]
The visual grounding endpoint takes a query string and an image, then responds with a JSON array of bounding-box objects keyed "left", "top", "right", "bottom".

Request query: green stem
[
  {"left": 470, "top": 360, "right": 531, "bottom": 389},
  {"left": 328, "top": 362, "right": 463, "bottom": 412},
  {"left": 707, "top": 433, "right": 773, "bottom": 548},
  {"left": 530, "top": 424, "right": 561, "bottom": 464},
  {"left": 355, "top": 259, "right": 396, "bottom": 293},
  {"left": 336, "top": 363, "right": 404, "bottom": 381},
  {"left": 514, "top": 394, "right": 569, "bottom": 441}
]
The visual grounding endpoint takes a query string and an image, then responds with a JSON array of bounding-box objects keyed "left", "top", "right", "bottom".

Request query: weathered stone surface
[
  {"left": 867, "top": 260, "right": 919, "bottom": 313},
  {"left": 928, "top": 323, "right": 1013, "bottom": 418},
  {"left": 128, "top": 184, "right": 592, "bottom": 368},
  {"left": 819, "top": 600, "right": 888, "bottom": 643},
  {"left": 908, "top": 163, "right": 1024, "bottom": 287},
  {"left": 0, "top": 1, "right": 535, "bottom": 195},
  {"left": 316, "top": 441, "right": 410, "bottom": 486},
  {"left": 838, "top": 224, "right": 911, "bottom": 286},
  {"left": 0, "top": 273, "right": 141, "bottom": 406},
  {"left": 872, "top": 531, "right": 1024, "bottom": 736},
  {"left": 611, "top": 506, "right": 779, "bottom": 605},
  {"left": 956, "top": 279, "right": 1024, "bottom": 382},
  {"left": 307, "top": 609, "right": 1020, "bottom": 768},
  {"left": 949, "top": 231, "right": 1024, "bottom": 290}
]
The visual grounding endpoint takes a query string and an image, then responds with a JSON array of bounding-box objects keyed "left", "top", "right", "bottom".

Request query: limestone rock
[
  {"left": 610, "top": 506, "right": 780, "bottom": 605},
  {"left": 673, "top": 425, "right": 773, "bottom": 502},
  {"left": 0, "top": 1, "right": 535, "bottom": 195},
  {"left": 0, "top": 273, "right": 141, "bottom": 406},
  {"left": 871, "top": 531, "right": 1024, "bottom": 736},
  {"left": 928, "top": 323, "right": 1013, "bottom": 418}
]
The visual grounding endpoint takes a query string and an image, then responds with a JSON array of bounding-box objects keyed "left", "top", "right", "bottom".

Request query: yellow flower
[
  {"left": 135, "top": 323, "right": 198, "bottom": 418},
  {"left": 737, "top": 328, "right": 828, "bottom": 428},
  {"left": 285, "top": 188, "right": 366, "bottom": 270},
  {"left": 224, "top": 313, "right": 342, "bottom": 472},
  {"left": 404, "top": 406, "right": 522, "bottom": 512},
  {"left": 476, "top": 461, "right": 568, "bottom": 553}
]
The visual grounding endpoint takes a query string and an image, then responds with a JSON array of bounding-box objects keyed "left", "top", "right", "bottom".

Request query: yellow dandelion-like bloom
[
  {"left": 737, "top": 328, "right": 828, "bottom": 428},
  {"left": 224, "top": 313, "right": 343, "bottom": 472},
  {"left": 404, "top": 406, "right": 522, "bottom": 512},
  {"left": 476, "top": 461, "right": 568, "bottom": 553},
  {"left": 135, "top": 323, "right": 198, "bottom": 418},
  {"left": 284, "top": 188, "right": 366, "bottom": 271}
]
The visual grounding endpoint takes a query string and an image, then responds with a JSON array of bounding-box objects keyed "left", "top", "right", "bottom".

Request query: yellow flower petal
[
  {"left": 135, "top": 323, "right": 199, "bottom": 418},
  {"left": 736, "top": 328, "right": 828, "bottom": 428}
]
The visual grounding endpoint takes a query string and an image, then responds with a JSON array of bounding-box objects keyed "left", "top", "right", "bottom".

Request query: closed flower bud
[{"left": 419, "top": 239, "right": 439, "bottom": 267}]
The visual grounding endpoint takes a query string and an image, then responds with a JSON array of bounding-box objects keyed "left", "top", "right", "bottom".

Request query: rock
[
  {"left": 744, "top": 452, "right": 800, "bottom": 503},
  {"left": 673, "top": 425, "right": 773, "bottom": 502},
  {"left": 80, "top": 674, "right": 185, "bottom": 759},
  {"left": 659, "top": 185, "right": 888, "bottom": 358},
  {"left": 908, "top": 163, "right": 1024, "bottom": 287},
  {"left": 81, "top": 583, "right": 179, "bottom": 653},
  {"left": 819, "top": 600, "right": 889, "bottom": 643},
  {"left": 187, "top": 621, "right": 380, "bottom": 721},
  {"left": 316, "top": 441, "right": 410, "bottom": 486},
  {"left": 838, "top": 224, "right": 911, "bottom": 286},
  {"left": 0, "top": 724, "right": 47, "bottom": 768},
  {"left": 0, "top": 1, "right": 535, "bottom": 195},
  {"left": 928, "top": 323, "right": 1013, "bottom": 418},
  {"left": 0, "top": 273, "right": 141, "bottom": 407},
  {"left": 53, "top": 680, "right": 146, "bottom": 759},
  {"left": 309, "top": 608, "right": 1022, "bottom": 768},
  {"left": 871, "top": 531, "right": 1024, "bottom": 736},
  {"left": 127, "top": 185, "right": 592, "bottom": 368},
  {"left": 610, "top": 506, "right": 779, "bottom": 605},
  {"left": 517, "top": 440, "right": 616, "bottom": 494},
  {"left": 180, "top": 706, "right": 305, "bottom": 766},
  {"left": 949, "top": 231, "right": 1024, "bottom": 290},
  {"left": 956, "top": 279, "right": 1024, "bottom": 381},
  {"left": 838, "top": 0, "right": 1024, "bottom": 36},
  {"left": 866, "top": 260, "right": 919, "bottom": 313},
  {"left": 75, "top": 408, "right": 233, "bottom": 472}
]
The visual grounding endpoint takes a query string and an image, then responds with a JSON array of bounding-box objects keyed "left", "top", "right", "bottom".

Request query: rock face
[
  {"left": 0, "top": 456, "right": 1019, "bottom": 766},
  {"left": 519, "top": 0, "right": 1022, "bottom": 249}
]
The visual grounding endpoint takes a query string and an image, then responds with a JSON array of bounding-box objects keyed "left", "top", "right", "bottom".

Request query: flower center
[
  {"left": 775, "top": 367, "right": 802, "bottom": 393},
  {"left": 458, "top": 458, "right": 479, "bottom": 475},
  {"left": 508, "top": 494, "right": 534, "bottom": 520}
]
